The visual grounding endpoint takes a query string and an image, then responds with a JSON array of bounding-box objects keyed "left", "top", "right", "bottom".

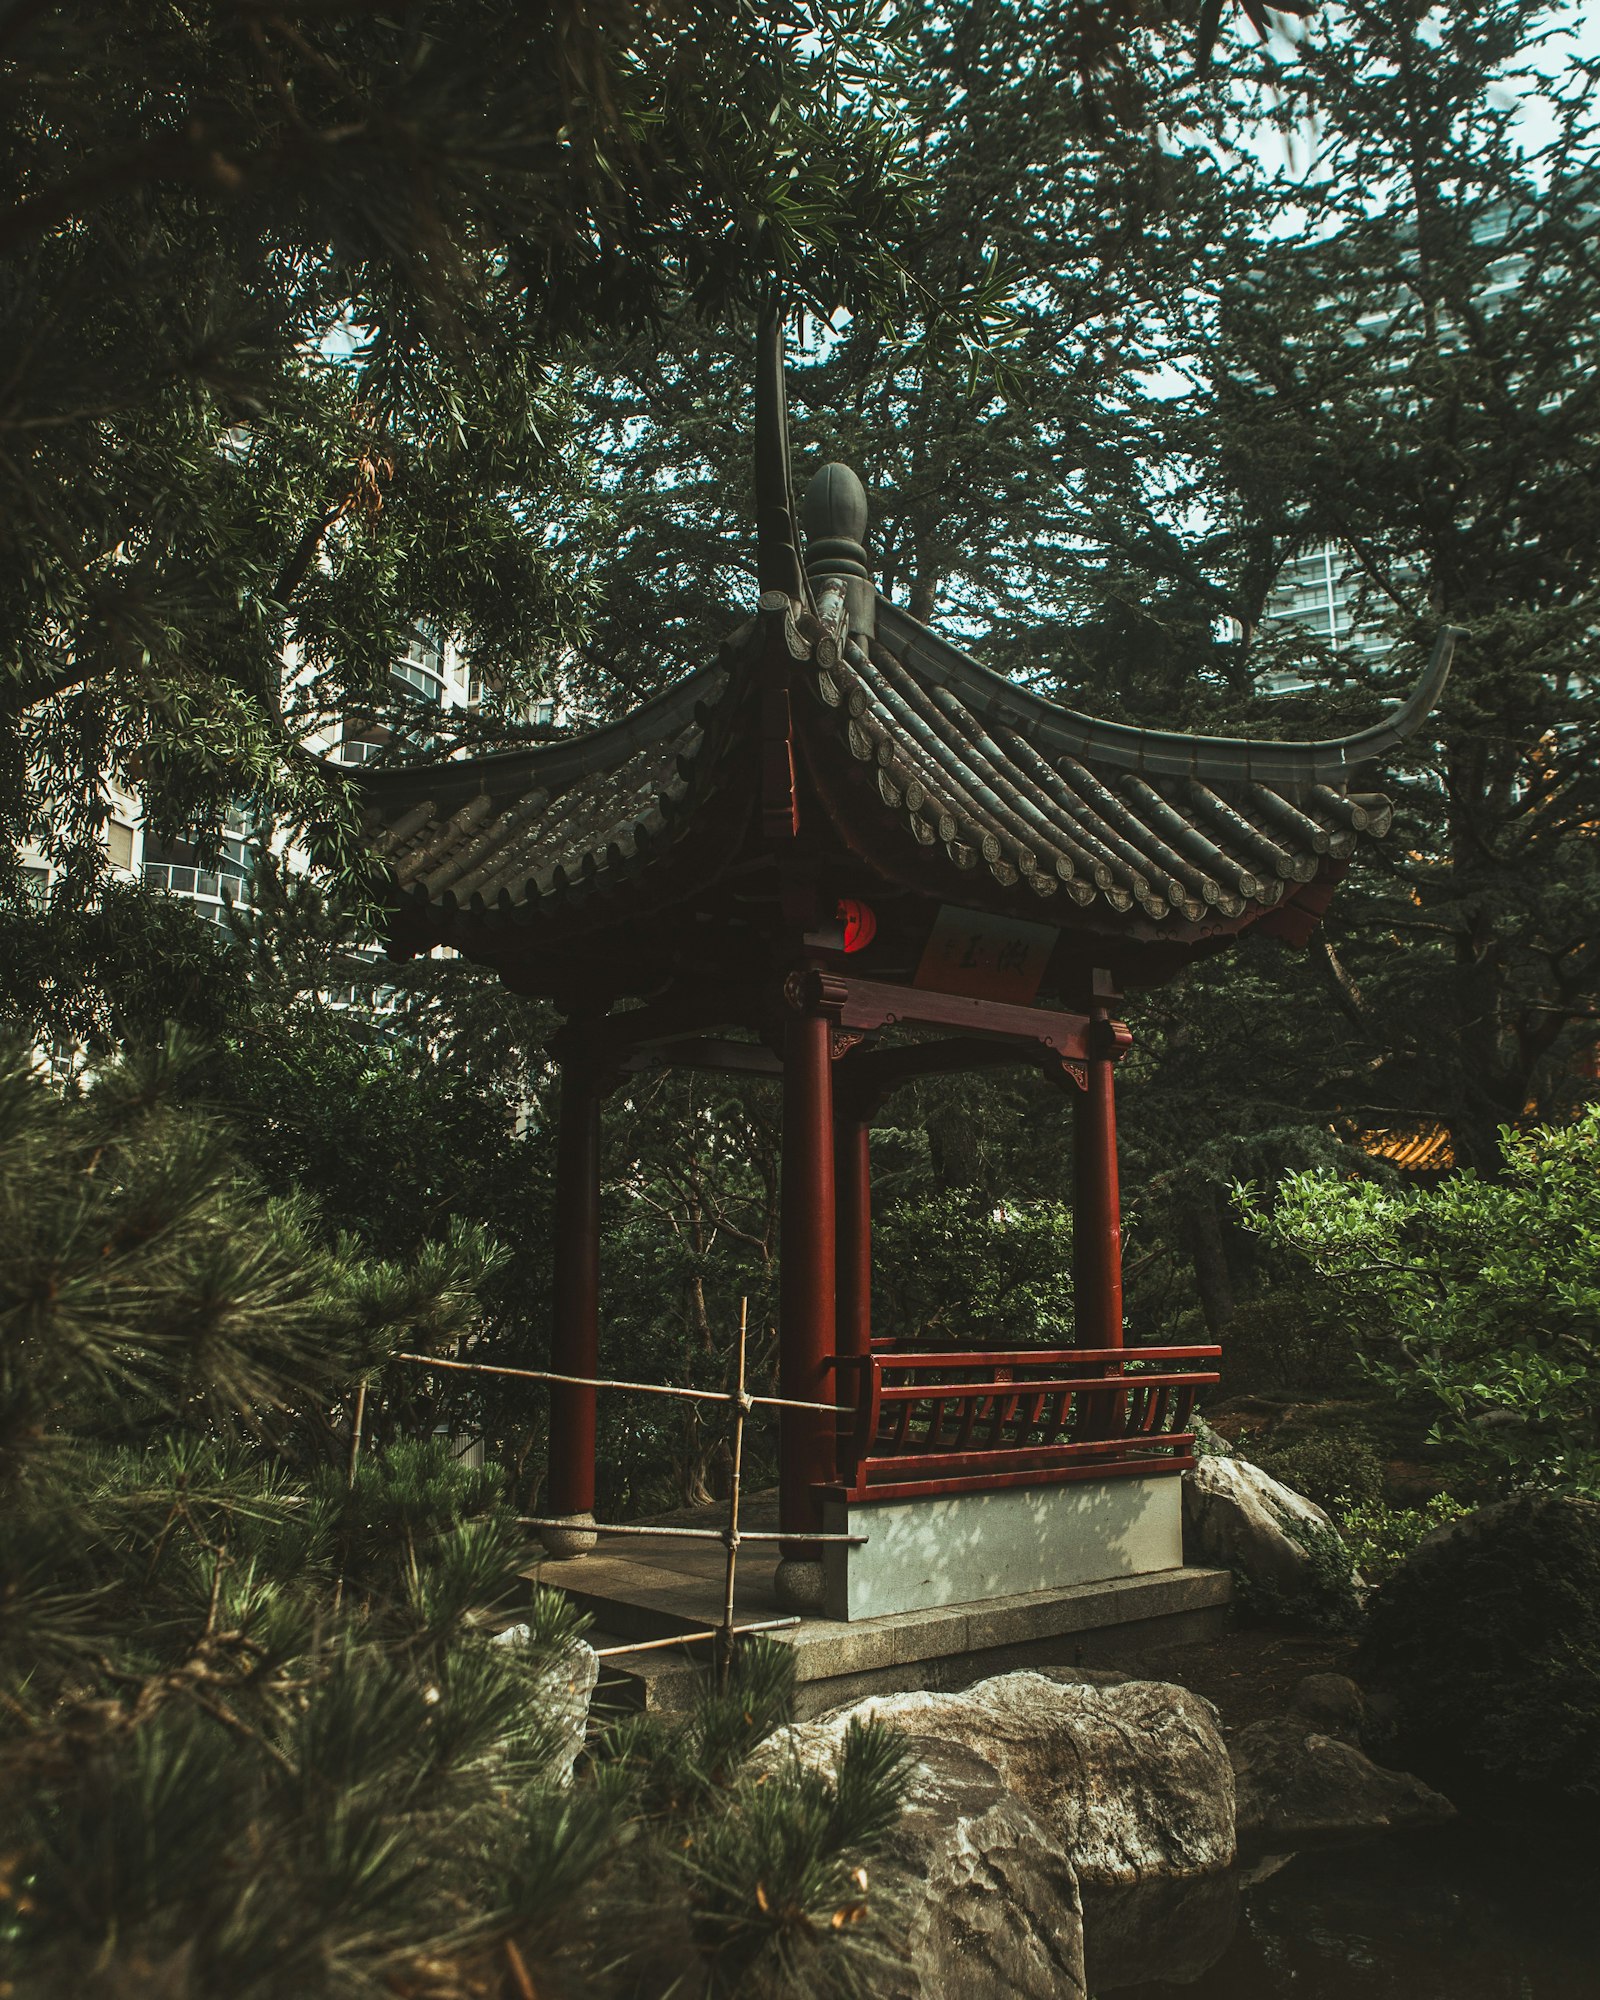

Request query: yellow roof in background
[{"left": 1358, "top": 1123, "right": 1454, "bottom": 1173}]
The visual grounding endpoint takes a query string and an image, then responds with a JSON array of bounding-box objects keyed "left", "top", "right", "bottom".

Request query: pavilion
[{"left": 357, "top": 316, "right": 1452, "bottom": 1621}]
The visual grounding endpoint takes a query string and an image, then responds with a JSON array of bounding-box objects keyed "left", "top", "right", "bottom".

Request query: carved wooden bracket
[{"left": 785, "top": 966, "right": 1110, "bottom": 1070}]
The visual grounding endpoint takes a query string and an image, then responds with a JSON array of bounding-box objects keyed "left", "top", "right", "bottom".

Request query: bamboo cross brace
[
  {"left": 393, "top": 1350, "right": 848, "bottom": 1415},
  {"left": 594, "top": 1617, "right": 801, "bottom": 1660},
  {"left": 519, "top": 1518, "right": 865, "bottom": 1546},
  {"left": 719, "top": 1297, "right": 749, "bottom": 1687}
]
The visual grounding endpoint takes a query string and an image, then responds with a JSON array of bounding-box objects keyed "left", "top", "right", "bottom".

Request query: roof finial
[
  {"left": 754, "top": 299, "right": 805, "bottom": 603},
  {"left": 803, "top": 462, "right": 875, "bottom": 641}
]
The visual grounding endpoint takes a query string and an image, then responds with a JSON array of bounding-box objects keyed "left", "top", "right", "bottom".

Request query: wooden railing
[{"left": 826, "top": 1344, "right": 1221, "bottom": 1504}]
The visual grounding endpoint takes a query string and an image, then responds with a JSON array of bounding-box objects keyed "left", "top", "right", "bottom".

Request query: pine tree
[
  {"left": 0, "top": 0, "right": 928, "bottom": 896},
  {"left": 1207, "top": 0, "right": 1600, "bottom": 1171},
  {"left": 0, "top": 1039, "right": 908, "bottom": 1998}
]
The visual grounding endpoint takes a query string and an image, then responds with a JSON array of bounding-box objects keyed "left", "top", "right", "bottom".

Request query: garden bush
[
  {"left": 1238, "top": 1109, "right": 1600, "bottom": 1496},
  {"left": 0, "top": 1041, "right": 909, "bottom": 1996},
  {"left": 1361, "top": 1496, "right": 1600, "bottom": 1797},
  {"left": 1249, "top": 1432, "right": 1385, "bottom": 1518}
]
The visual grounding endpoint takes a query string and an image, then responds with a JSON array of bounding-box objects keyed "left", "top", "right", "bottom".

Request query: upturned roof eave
[
  {"left": 351, "top": 653, "right": 742, "bottom": 811},
  {"left": 876, "top": 599, "right": 1457, "bottom": 788}
]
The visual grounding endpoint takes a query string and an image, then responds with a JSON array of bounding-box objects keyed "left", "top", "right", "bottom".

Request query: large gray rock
[
  {"left": 775, "top": 1671, "right": 1234, "bottom": 1886},
  {"left": 1288, "top": 1671, "right": 1369, "bottom": 1746},
  {"left": 1081, "top": 1869, "right": 1241, "bottom": 1991},
  {"left": 754, "top": 1724, "right": 1082, "bottom": 1998},
  {"left": 1182, "top": 1453, "right": 1347, "bottom": 1597},
  {"left": 875, "top": 1738, "right": 1086, "bottom": 2000},
  {"left": 491, "top": 1627, "right": 597, "bottom": 1783},
  {"left": 1230, "top": 1717, "right": 1455, "bottom": 1844}
]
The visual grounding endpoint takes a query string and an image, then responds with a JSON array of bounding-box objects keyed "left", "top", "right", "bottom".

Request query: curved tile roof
[
  {"left": 875, "top": 601, "right": 1455, "bottom": 787},
  {"left": 359, "top": 657, "right": 742, "bottom": 920},
  {"left": 796, "top": 602, "right": 1405, "bottom": 927},
  {"left": 358, "top": 589, "right": 1443, "bottom": 949},
  {"left": 356, "top": 333, "right": 1452, "bottom": 978}
]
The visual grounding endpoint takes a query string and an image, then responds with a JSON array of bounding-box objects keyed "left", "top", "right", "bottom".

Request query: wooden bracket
[
  {"left": 787, "top": 967, "right": 1099, "bottom": 1067},
  {"left": 761, "top": 684, "right": 800, "bottom": 840}
]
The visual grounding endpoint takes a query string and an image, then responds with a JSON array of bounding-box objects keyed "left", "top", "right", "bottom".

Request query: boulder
[
  {"left": 1230, "top": 1717, "right": 1455, "bottom": 1844},
  {"left": 772, "top": 1671, "right": 1234, "bottom": 1886},
  {"left": 491, "top": 1627, "right": 598, "bottom": 1783},
  {"left": 1080, "top": 1868, "right": 1241, "bottom": 1991},
  {"left": 1288, "top": 1671, "right": 1369, "bottom": 1746},
  {"left": 875, "top": 1738, "right": 1087, "bottom": 2000},
  {"left": 1182, "top": 1453, "right": 1347, "bottom": 1597}
]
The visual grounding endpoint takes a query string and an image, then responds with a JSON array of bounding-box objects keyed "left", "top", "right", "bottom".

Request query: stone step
[{"left": 576, "top": 1565, "right": 1233, "bottom": 1718}]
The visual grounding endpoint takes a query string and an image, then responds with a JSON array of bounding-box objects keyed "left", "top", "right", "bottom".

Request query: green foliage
[
  {"left": 597, "top": 1067, "right": 783, "bottom": 1512},
  {"left": 874, "top": 1190, "right": 1074, "bottom": 1346},
  {"left": 588, "top": 1646, "right": 912, "bottom": 1996},
  {"left": 0, "top": 1043, "right": 909, "bottom": 1997},
  {"left": 1230, "top": 1507, "right": 1365, "bottom": 1636},
  {"left": 685, "top": 1717, "right": 913, "bottom": 1997},
  {"left": 1339, "top": 1493, "right": 1473, "bottom": 1587},
  {"left": 1238, "top": 1107, "right": 1600, "bottom": 1496},
  {"left": 1191, "top": 1412, "right": 1234, "bottom": 1458},
  {"left": 1249, "top": 1433, "right": 1385, "bottom": 1519},
  {"left": 0, "top": 0, "right": 943, "bottom": 888},
  {"left": 1362, "top": 1497, "right": 1600, "bottom": 1798},
  {"left": 602, "top": 1637, "right": 803, "bottom": 1820}
]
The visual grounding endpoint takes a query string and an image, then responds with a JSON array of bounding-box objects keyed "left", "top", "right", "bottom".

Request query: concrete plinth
[
  {"left": 604, "top": 1565, "right": 1233, "bottom": 1718},
  {"left": 823, "top": 1475, "right": 1183, "bottom": 1621},
  {"left": 528, "top": 1488, "right": 1231, "bottom": 1719}
]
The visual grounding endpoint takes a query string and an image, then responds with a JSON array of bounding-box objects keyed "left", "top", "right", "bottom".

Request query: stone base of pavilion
[
  {"left": 528, "top": 1487, "right": 1232, "bottom": 1720},
  {"left": 817, "top": 1472, "right": 1185, "bottom": 1621}
]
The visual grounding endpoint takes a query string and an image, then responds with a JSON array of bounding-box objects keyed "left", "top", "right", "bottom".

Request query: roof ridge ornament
[
  {"left": 754, "top": 299, "right": 806, "bottom": 605},
  {"left": 803, "top": 461, "right": 876, "bottom": 643}
]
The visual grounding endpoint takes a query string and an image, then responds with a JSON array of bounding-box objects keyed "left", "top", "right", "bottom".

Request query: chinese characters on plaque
[{"left": 913, "top": 906, "right": 1059, "bottom": 1003}]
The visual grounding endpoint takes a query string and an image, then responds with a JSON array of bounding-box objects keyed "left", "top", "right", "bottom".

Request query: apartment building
[{"left": 23, "top": 625, "right": 555, "bottom": 926}]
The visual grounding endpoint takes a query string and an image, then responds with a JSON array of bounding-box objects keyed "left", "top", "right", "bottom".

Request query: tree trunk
[{"left": 1183, "top": 1190, "right": 1237, "bottom": 1339}]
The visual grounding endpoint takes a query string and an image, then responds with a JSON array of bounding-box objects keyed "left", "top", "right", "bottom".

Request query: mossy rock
[{"left": 1361, "top": 1496, "right": 1600, "bottom": 1797}]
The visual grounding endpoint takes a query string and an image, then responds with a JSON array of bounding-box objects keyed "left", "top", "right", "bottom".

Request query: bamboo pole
[
  {"left": 519, "top": 1518, "right": 864, "bottom": 1546},
  {"left": 594, "top": 1616, "right": 801, "bottom": 1660},
  {"left": 718, "top": 1298, "right": 749, "bottom": 1687},
  {"left": 393, "top": 1350, "right": 846, "bottom": 1415},
  {"left": 346, "top": 1376, "right": 368, "bottom": 1489},
  {"left": 334, "top": 1376, "right": 369, "bottom": 1616}
]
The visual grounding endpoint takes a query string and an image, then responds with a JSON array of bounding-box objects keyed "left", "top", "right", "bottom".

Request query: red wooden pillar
[
  {"left": 834, "top": 1110, "right": 873, "bottom": 1364},
  {"left": 1073, "top": 978, "right": 1125, "bottom": 1354},
  {"left": 779, "top": 1005, "right": 837, "bottom": 1545},
  {"left": 548, "top": 1057, "right": 601, "bottom": 1542}
]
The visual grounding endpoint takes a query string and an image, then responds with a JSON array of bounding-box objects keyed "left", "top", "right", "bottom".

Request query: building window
[
  {"left": 107, "top": 820, "right": 135, "bottom": 873},
  {"left": 392, "top": 625, "right": 445, "bottom": 706},
  {"left": 20, "top": 863, "right": 49, "bottom": 907},
  {"left": 143, "top": 820, "right": 257, "bottom": 923}
]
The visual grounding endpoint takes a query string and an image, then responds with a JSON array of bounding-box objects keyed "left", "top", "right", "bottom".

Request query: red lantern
[{"left": 838, "top": 898, "right": 877, "bottom": 953}]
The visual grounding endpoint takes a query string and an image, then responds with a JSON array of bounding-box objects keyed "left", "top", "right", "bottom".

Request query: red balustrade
[{"left": 825, "top": 1344, "right": 1221, "bottom": 1504}]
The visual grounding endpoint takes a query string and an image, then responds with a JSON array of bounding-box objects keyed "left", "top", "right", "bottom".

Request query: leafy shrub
[
  {"left": 1362, "top": 1496, "right": 1600, "bottom": 1796},
  {"left": 1237, "top": 1108, "right": 1600, "bottom": 1495},
  {"left": 1339, "top": 1493, "right": 1472, "bottom": 1585},
  {"left": 873, "top": 1190, "right": 1073, "bottom": 1345},
  {"left": 1250, "top": 1433, "right": 1384, "bottom": 1517},
  {"left": 1230, "top": 1509, "right": 1365, "bottom": 1634}
]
